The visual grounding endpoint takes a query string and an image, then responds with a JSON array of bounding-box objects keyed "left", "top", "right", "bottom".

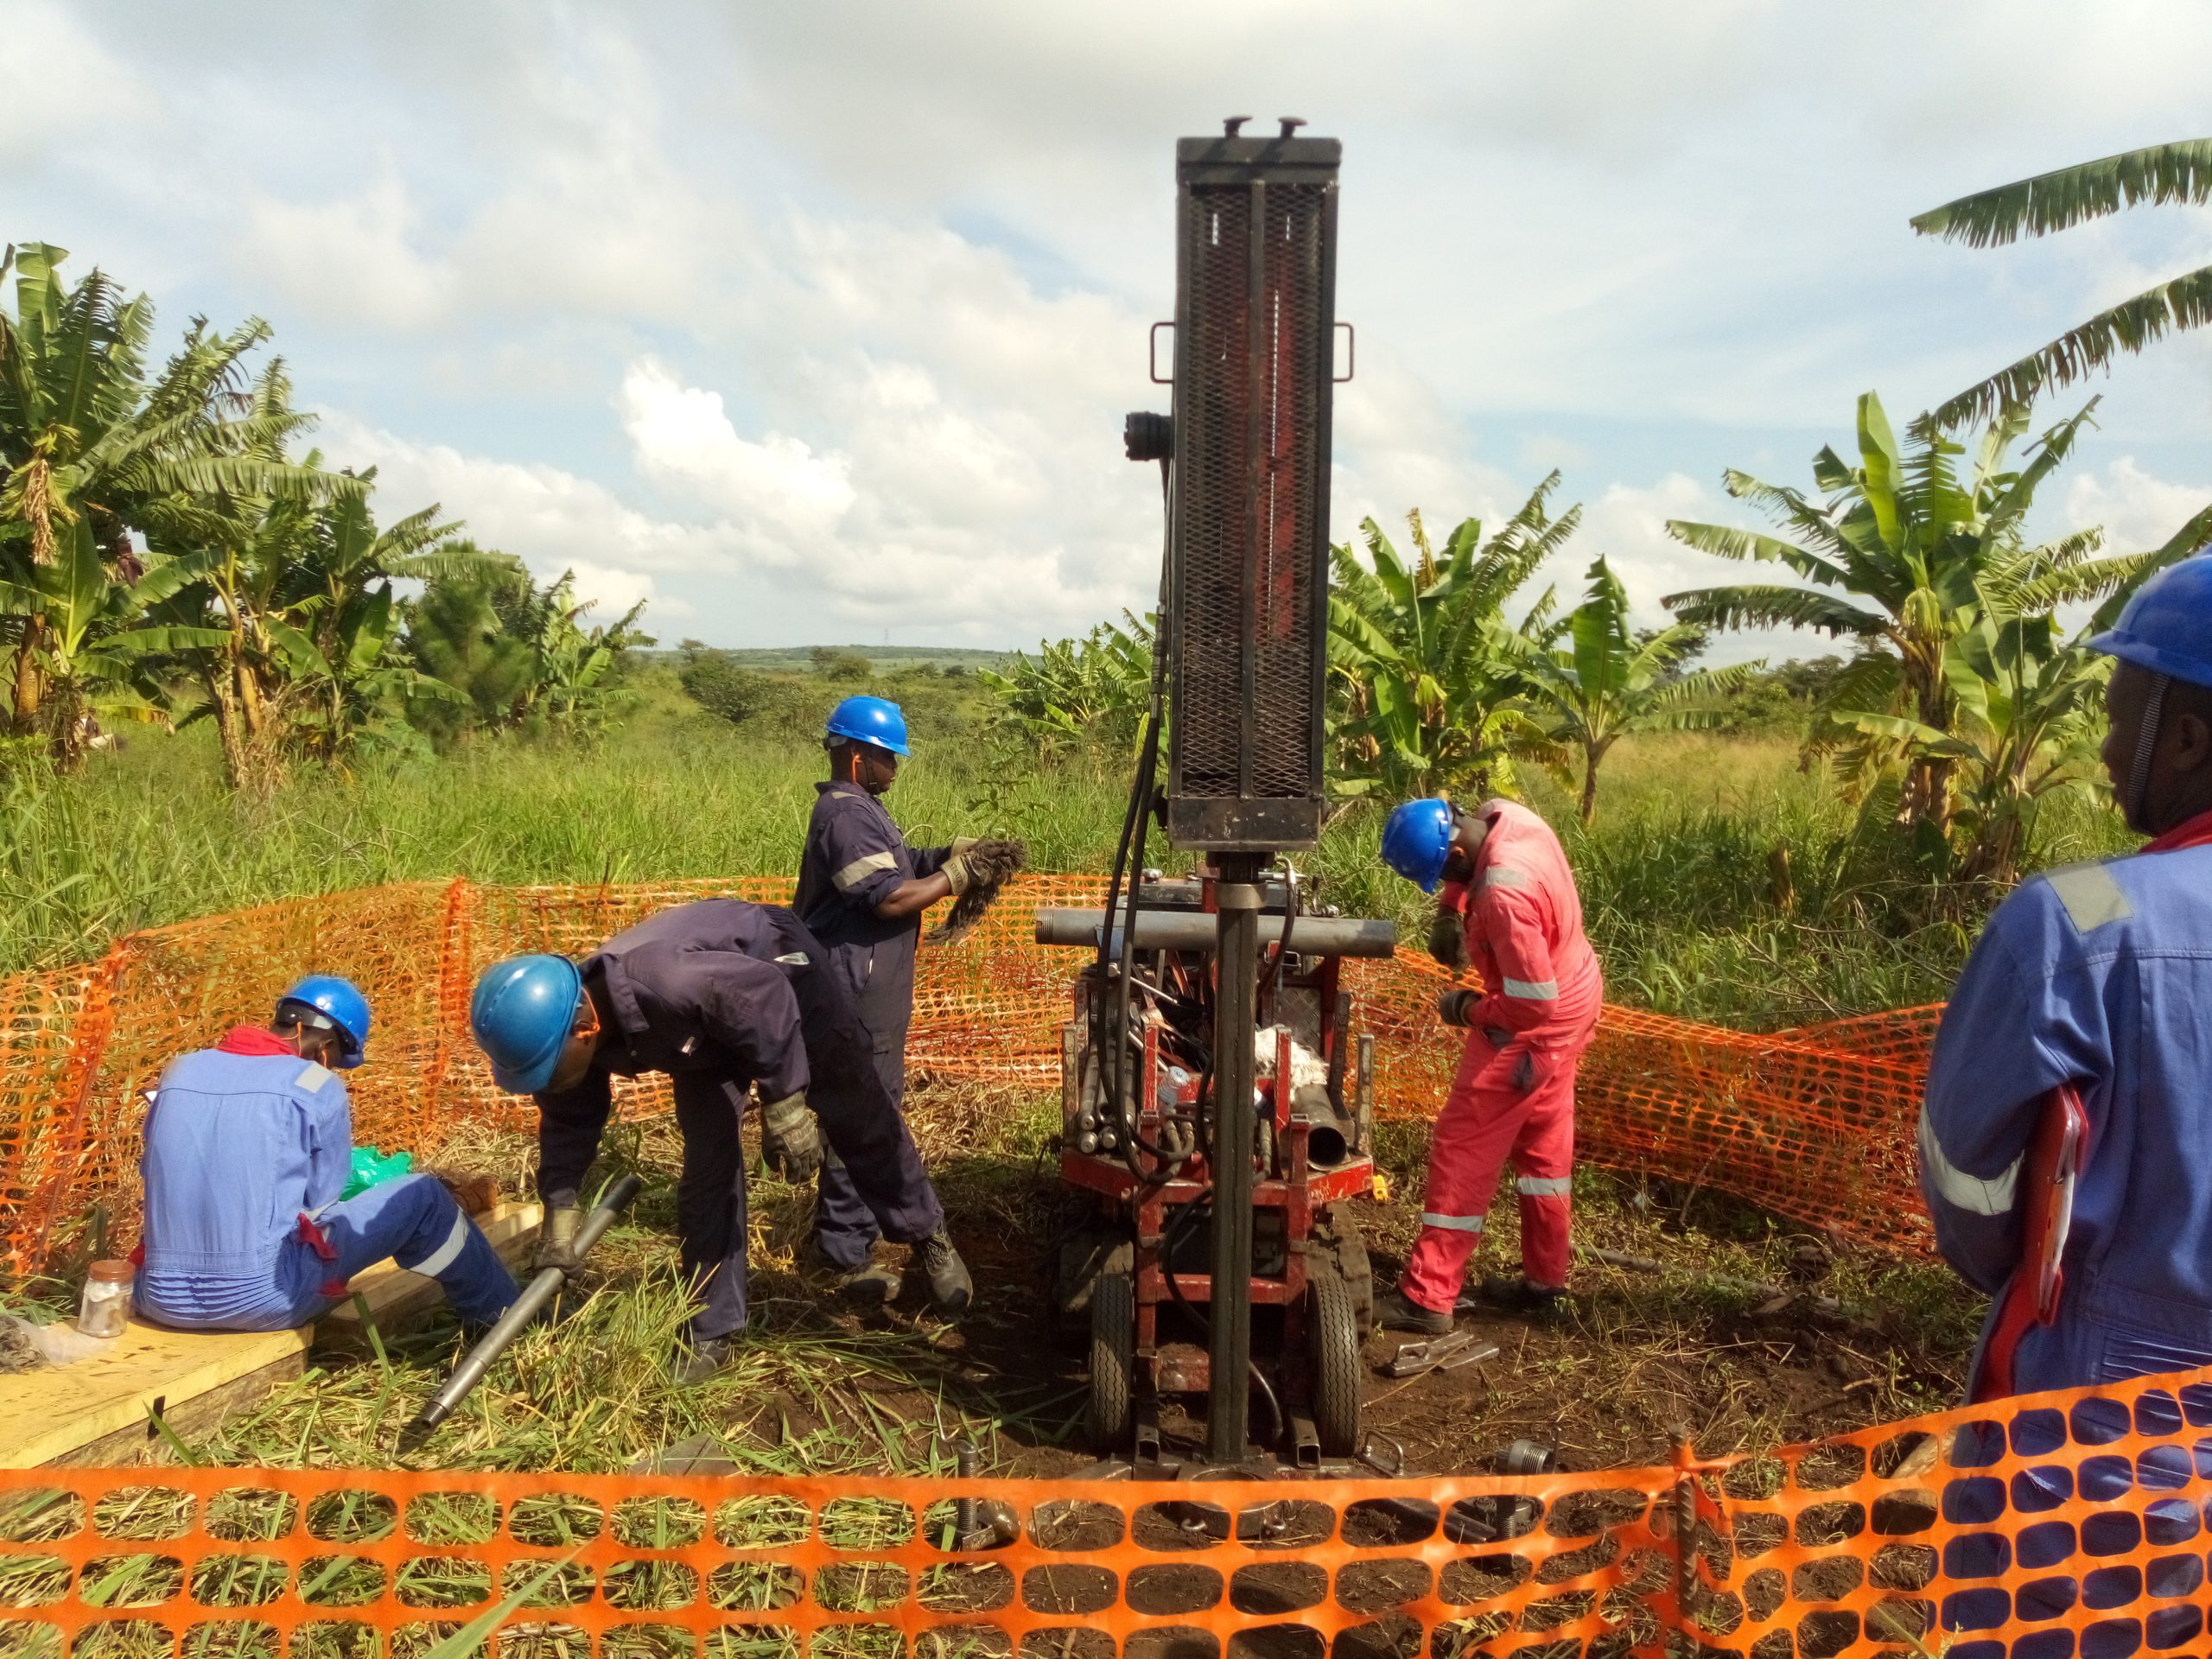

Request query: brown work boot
[
  {"left": 1375, "top": 1287, "right": 1453, "bottom": 1336},
  {"left": 801, "top": 1238, "right": 903, "bottom": 1306}
]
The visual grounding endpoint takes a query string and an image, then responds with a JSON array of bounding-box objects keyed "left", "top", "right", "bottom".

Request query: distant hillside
[{"left": 654, "top": 645, "right": 1016, "bottom": 673}]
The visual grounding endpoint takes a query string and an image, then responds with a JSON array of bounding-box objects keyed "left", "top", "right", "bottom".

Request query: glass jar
[{"left": 77, "top": 1259, "right": 135, "bottom": 1338}]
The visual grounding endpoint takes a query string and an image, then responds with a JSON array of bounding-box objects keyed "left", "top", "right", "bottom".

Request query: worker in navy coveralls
[
  {"left": 471, "top": 898, "right": 972, "bottom": 1385},
  {"left": 791, "top": 695, "right": 988, "bottom": 1302}
]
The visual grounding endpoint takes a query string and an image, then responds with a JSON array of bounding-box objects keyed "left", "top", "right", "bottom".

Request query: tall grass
[{"left": 0, "top": 683, "right": 2139, "bottom": 1029}]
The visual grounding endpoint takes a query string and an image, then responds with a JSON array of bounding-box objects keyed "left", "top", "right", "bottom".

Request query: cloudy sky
[{"left": 8, "top": 1, "right": 2212, "bottom": 656}]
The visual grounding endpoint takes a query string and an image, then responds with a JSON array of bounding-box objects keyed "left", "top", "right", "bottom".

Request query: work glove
[
  {"left": 429, "top": 1167, "right": 499, "bottom": 1216},
  {"left": 1437, "top": 988, "right": 1478, "bottom": 1028},
  {"left": 532, "top": 1203, "right": 582, "bottom": 1273},
  {"left": 759, "top": 1091, "right": 823, "bottom": 1183},
  {"left": 942, "top": 853, "right": 972, "bottom": 896},
  {"left": 950, "top": 836, "right": 980, "bottom": 855}
]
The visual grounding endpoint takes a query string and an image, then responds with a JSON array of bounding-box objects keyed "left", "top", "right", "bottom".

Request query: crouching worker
[
  {"left": 137, "top": 977, "right": 520, "bottom": 1333},
  {"left": 468, "top": 898, "right": 973, "bottom": 1387},
  {"left": 1374, "top": 798, "right": 1603, "bottom": 1334}
]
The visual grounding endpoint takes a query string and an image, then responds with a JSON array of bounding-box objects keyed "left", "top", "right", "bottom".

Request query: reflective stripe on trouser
[
  {"left": 1401, "top": 1025, "right": 1582, "bottom": 1313},
  {"left": 285, "top": 1173, "right": 520, "bottom": 1326}
]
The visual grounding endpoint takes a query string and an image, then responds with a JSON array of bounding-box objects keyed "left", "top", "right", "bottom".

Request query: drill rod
[{"left": 399, "top": 1174, "right": 643, "bottom": 1451}]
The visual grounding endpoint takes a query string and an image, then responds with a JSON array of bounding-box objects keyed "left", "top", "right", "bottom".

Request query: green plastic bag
[{"left": 341, "top": 1146, "right": 413, "bottom": 1200}]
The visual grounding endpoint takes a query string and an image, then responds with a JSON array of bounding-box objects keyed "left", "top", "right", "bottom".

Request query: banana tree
[
  {"left": 1662, "top": 391, "right": 2168, "bottom": 829},
  {"left": 0, "top": 243, "right": 356, "bottom": 733},
  {"left": 1914, "top": 140, "right": 2212, "bottom": 431},
  {"left": 1326, "top": 480, "right": 1577, "bottom": 800},
  {"left": 1829, "top": 611, "right": 2110, "bottom": 887},
  {"left": 1502, "top": 556, "right": 1763, "bottom": 822},
  {"left": 515, "top": 573, "right": 652, "bottom": 733},
  {"left": 0, "top": 520, "right": 226, "bottom": 766},
  {"left": 979, "top": 612, "right": 1156, "bottom": 758}
]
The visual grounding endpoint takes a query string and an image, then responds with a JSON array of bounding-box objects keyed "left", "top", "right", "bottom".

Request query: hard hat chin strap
[{"left": 2128, "top": 671, "right": 2171, "bottom": 831}]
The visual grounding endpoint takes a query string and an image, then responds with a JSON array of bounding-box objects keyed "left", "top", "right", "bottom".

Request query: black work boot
[
  {"left": 1480, "top": 1274, "right": 1567, "bottom": 1320},
  {"left": 1375, "top": 1287, "right": 1453, "bottom": 1336},
  {"left": 916, "top": 1227, "right": 973, "bottom": 1314}
]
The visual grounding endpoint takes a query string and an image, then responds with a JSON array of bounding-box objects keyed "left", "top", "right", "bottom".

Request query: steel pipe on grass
[{"left": 399, "top": 1174, "right": 643, "bottom": 1452}]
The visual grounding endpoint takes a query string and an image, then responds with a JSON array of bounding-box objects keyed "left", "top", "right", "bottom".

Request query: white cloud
[
  {"left": 237, "top": 176, "right": 454, "bottom": 331},
  {"left": 618, "top": 359, "right": 855, "bottom": 543},
  {"left": 2063, "top": 457, "right": 2212, "bottom": 558}
]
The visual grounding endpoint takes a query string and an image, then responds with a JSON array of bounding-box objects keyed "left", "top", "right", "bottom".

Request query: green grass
[{"left": 0, "top": 674, "right": 2140, "bottom": 1029}]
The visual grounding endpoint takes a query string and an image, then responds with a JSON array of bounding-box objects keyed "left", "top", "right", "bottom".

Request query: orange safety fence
[
  {"left": 6, "top": 1359, "right": 2212, "bottom": 1659},
  {"left": 0, "top": 875, "right": 1943, "bottom": 1280}
]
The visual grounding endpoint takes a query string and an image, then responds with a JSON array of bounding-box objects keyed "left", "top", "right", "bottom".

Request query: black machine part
[{"left": 397, "top": 1174, "right": 643, "bottom": 1452}]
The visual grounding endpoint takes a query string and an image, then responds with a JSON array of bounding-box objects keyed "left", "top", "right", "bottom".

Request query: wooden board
[{"left": 2, "top": 1202, "right": 543, "bottom": 1467}]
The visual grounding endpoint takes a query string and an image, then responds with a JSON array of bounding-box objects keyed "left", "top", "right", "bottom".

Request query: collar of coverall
[
  {"left": 584, "top": 957, "right": 654, "bottom": 1039},
  {"left": 217, "top": 1025, "right": 299, "bottom": 1057},
  {"left": 2143, "top": 804, "right": 2212, "bottom": 855}
]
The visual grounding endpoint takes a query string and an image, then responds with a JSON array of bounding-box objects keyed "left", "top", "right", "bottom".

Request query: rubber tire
[
  {"left": 1088, "top": 1271, "right": 1135, "bottom": 1453},
  {"left": 1310, "top": 1268, "right": 1363, "bottom": 1459},
  {"left": 1325, "top": 1210, "right": 1376, "bottom": 1336}
]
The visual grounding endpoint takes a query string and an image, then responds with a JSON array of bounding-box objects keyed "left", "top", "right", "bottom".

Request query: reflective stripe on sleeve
[
  {"left": 2044, "top": 862, "right": 2133, "bottom": 934},
  {"left": 1420, "top": 1212, "right": 1485, "bottom": 1233},
  {"left": 1481, "top": 867, "right": 1532, "bottom": 891},
  {"left": 1916, "top": 1105, "right": 2021, "bottom": 1217},
  {"left": 1503, "top": 976, "right": 1559, "bottom": 1000},
  {"left": 410, "top": 1210, "right": 472, "bottom": 1280},
  {"left": 831, "top": 851, "right": 899, "bottom": 892},
  {"left": 1516, "top": 1174, "right": 1573, "bottom": 1198}
]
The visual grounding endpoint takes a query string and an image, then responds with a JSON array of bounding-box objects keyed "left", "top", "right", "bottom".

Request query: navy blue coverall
[
  {"left": 531, "top": 899, "right": 946, "bottom": 1338},
  {"left": 792, "top": 782, "right": 953, "bottom": 1271}
]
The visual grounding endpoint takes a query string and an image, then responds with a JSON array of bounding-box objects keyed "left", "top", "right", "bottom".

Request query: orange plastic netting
[
  {"left": 5, "top": 1361, "right": 2209, "bottom": 1659},
  {"left": 0, "top": 874, "right": 1941, "bottom": 1278}
]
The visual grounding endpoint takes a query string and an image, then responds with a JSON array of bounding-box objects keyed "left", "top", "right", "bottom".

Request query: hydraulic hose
[{"left": 397, "top": 1174, "right": 642, "bottom": 1453}]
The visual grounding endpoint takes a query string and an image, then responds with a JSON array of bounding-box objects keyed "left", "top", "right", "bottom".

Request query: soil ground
[{"left": 138, "top": 1077, "right": 1981, "bottom": 1477}]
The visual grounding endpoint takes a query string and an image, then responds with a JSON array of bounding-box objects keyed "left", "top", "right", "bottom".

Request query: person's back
[
  {"left": 1461, "top": 798, "right": 1602, "bottom": 1043},
  {"left": 140, "top": 1040, "right": 349, "bottom": 1331},
  {"left": 1923, "top": 831, "right": 2212, "bottom": 1383}
]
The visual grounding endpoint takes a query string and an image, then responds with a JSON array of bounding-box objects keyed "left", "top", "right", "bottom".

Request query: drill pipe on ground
[{"left": 398, "top": 1174, "right": 643, "bottom": 1452}]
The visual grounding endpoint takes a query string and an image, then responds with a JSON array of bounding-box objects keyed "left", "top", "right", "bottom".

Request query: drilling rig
[{"left": 1039, "top": 118, "right": 1396, "bottom": 1470}]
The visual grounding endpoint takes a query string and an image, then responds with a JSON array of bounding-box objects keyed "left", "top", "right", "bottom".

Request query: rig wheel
[
  {"left": 1310, "top": 1268, "right": 1363, "bottom": 1458},
  {"left": 1318, "top": 1207, "right": 1375, "bottom": 1336},
  {"left": 1088, "top": 1270, "right": 1135, "bottom": 1453}
]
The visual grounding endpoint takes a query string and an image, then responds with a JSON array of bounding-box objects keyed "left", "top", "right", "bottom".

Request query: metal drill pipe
[
  {"left": 399, "top": 1174, "right": 643, "bottom": 1451},
  {"left": 1207, "top": 857, "right": 1262, "bottom": 1460},
  {"left": 1034, "top": 908, "right": 1396, "bottom": 957}
]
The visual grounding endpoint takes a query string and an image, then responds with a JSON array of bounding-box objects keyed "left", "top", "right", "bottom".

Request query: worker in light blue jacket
[
  {"left": 1920, "top": 556, "right": 2212, "bottom": 1396},
  {"left": 137, "top": 976, "right": 518, "bottom": 1333}
]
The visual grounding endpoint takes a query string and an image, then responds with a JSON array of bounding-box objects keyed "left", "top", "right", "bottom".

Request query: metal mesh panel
[
  {"left": 1166, "top": 153, "right": 1334, "bottom": 848},
  {"left": 1171, "top": 183, "right": 1251, "bottom": 804}
]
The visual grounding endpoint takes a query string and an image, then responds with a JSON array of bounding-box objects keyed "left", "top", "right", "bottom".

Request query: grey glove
[
  {"left": 1427, "top": 904, "right": 1468, "bottom": 973},
  {"left": 759, "top": 1091, "right": 823, "bottom": 1183},
  {"left": 532, "top": 1203, "right": 582, "bottom": 1273},
  {"left": 1438, "top": 988, "right": 1478, "bottom": 1028}
]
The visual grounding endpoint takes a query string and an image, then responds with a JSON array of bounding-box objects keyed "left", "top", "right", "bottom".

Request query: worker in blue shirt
[
  {"left": 1919, "top": 556, "right": 2212, "bottom": 1397},
  {"left": 137, "top": 977, "right": 519, "bottom": 1333},
  {"left": 790, "top": 696, "right": 984, "bottom": 1301},
  {"left": 470, "top": 897, "right": 971, "bottom": 1385}
]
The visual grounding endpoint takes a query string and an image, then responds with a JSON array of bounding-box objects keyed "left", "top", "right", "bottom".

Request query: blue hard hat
[
  {"left": 470, "top": 955, "right": 584, "bottom": 1095},
  {"left": 277, "top": 976, "right": 372, "bottom": 1069},
  {"left": 824, "top": 695, "right": 910, "bottom": 757},
  {"left": 1381, "top": 798, "right": 1458, "bottom": 893},
  {"left": 2090, "top": 554, "right": 2212, "bottom": 690}
]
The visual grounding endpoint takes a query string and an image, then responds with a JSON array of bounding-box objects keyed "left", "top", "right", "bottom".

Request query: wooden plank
[
  {"left": 49, "top": 1351, "right": 308, "bottom": 1468},
  {"left": 3, "top": 1202, "right": 542, "bottom": 1467},
  {"left": 0, "top": 1322, "right": 308, "bottom": 1469}
]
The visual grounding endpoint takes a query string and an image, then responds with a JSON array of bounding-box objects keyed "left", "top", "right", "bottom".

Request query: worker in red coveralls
[{"left": 1373, "top": 797, "right": 1604, "bottom": 1333}]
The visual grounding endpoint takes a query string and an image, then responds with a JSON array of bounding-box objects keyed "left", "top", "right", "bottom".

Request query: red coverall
[{"left": 1401, "top": 799, "right": 1604, "bottom": 1313}]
